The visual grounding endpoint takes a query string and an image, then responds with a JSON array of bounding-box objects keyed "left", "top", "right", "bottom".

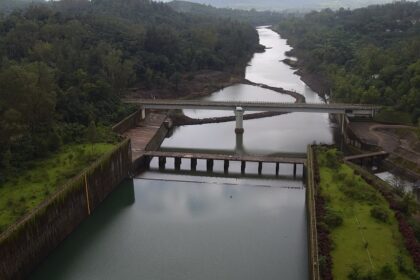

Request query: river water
[{"left": 31, "top": 27, "right": 335, "bottom": 280}]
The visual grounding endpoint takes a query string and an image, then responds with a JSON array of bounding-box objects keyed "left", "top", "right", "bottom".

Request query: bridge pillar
[
  {"left": 158, "top": 156, "right": 166, "bottom": 170},
  {"left": 293, "top": 163, "right": 297, "bottom": 178},
  {"left": 206, "top": 159, "right": 214, "bottom": 172},
  {"left": 340, "top": 113, "right": 345, "bottom": 135},
  {"left": 224, "top": 160, "right": 229, "bottom": 174},
  {"left": 235, "top": 107, "right": 244, "bottom": 134},
  {"left": 241, "top": 161, "right": 246, "bottom": 174},
  {"left": 258, "top": 162, "right": 263, "bottom": 175},
  {"left": 144, "top": 156, "right": 151, "bottom": 169},
  {"left": 141, "top": 108, "right": 146, "bottom": 119},
  {"left": 174, "top": 157, "right": 181, "bottom": 170},
  {"left": 275, "top": 163, "right": 280, "bottom": 176},
  {"left": 191, "top": 158, "right": 197, "bottom": 171}
]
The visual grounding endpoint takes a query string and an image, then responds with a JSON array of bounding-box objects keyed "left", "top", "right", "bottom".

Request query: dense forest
[
  {"left": 0, "top": 0, "right": 260, "bottom": 174},
  {"left": 277, "top": 1, "right": 420, "bottom": 124}
]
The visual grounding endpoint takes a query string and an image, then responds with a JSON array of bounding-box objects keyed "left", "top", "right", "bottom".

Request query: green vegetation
[
  {"left": 317, "top": 148, "right": 416, "bottom": 279},
  {"left": 0, "top": 143, "right": 114, "bottom": 234},
  {"left": 0, "top": 0, "right": 259, "bottom": 175},
  {"left": 277, "top": 2, "right": 420, "bottom": 124}
]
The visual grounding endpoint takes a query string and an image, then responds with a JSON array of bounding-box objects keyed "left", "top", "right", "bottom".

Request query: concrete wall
[
  {"left": 306, "top": 145, "right": 320, "bottom": 280},
  {"left": 0, "top": 139, "right": 132, "bottom": 280},
  {"left": 112, "top": 109, "right": 141, "bottom": 134}
]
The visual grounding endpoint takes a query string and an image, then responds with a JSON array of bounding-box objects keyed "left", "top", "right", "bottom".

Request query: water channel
[{"left": 31, "top": 27, "right": 336, "bottom": 280}]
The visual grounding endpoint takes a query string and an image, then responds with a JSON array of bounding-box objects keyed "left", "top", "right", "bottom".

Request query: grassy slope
[
  {"left": 318, "top": 151, "right": 414, "bottom": 278},
  {"left": 0, "top": 143, "right": 115, "bottom": 234}
]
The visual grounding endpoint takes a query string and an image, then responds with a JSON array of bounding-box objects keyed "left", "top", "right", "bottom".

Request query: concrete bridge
[
  {"left": 123, "top": 99, "right": 378, "bottom": 134},
  {"left": 141, "top": 150, "right": 306, "bottom": 177}
]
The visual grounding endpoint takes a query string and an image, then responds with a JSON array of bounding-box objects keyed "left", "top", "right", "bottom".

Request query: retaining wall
[
  {"left": 306, "top": 145, "right": 320, "bottom": 280},
  {"left": 0, "top": 139, "right": 132, "bottom": 280},
  {"left": 112, "top": 109, "right": 141, "bottom": 134}
]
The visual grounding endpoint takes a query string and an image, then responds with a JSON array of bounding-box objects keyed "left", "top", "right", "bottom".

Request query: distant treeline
[
  {"left": 168, "top": 0, "right": 291, "bottom": 26},
  {"left": 0, "top": 0, "right": 259, "bottom": 172},
  {"left": 277, "top": 1, "right": 420, "bottom": 124}
]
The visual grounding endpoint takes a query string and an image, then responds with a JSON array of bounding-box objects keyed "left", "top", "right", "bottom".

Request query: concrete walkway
[{"left": 123, "top": 113, "right": 167, "bottom": 162}]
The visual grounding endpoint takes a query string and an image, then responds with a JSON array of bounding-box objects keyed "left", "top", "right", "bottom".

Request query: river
[{"left": 30, "top": 27, "right": 335, "bottom": 280}]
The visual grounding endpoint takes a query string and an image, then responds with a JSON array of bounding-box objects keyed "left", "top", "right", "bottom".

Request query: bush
[
  {"left": 325, "top": 209, "right": 343, "bottom": 229},
  {"left": 370, "top": 206, "right": 389, "bottom": 223}
]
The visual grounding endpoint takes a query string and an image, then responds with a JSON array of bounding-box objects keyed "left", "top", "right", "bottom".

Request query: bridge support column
[
  {"left": 293, "top": 163, "right": 297, "bottom": 178},
  {"left": 174, "top": 157, "right": 181, "bottom": 171},
  {"left": 340, "top": 113, "right": 345, "bottom": 135},
  {"left": 258, "top": 162, "right": 263, "bottom": 175},
  {"left": 224, "top": 160, "right": 229, "bottom": 174},
  {"left": 141, "top": 108, "right": 146, "bottom": 120},
  {"left": 235, "top": 107, "right": 244, "bottom": 134},
  {"left": 206, "top": 159, "right": 214, "bottom": 172},
  {"left": 144, "top": 156, "right": 151, "bottom": 169},
  {"left": 241, "top": 161, "right": 246, "bottom": 174},
  {"left": 191, "top": 158, "right": 197, "bottom": 171},
  {"left": 276, "top": 163, "right": 280, "bottom": 176},
  {"left": 303, "top": 165, "right": 307, "bottom": 181},
  {"left": 159, "top": 156, "right": 166, "bottom": 170}
]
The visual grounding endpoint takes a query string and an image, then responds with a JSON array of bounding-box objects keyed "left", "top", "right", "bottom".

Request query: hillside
[
  {"left": 168, "top": 1, "right": 287, "bottom": 25},
  {"left": 161, "top": 0, "right": 396, "bottom": 11},
  {"left": 0, "top": 0, "right": 259, "bottom": 175},
  {"left": 277, "top": 1, "right": 420, "bottom": 124}
]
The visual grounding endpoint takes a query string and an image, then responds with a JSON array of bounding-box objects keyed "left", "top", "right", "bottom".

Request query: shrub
[
  {"left": 325, "top": 209, "right": 343, "bottom": 229},
  {"left": 370, "top": 206, "right": 389, "bottom": 223},
  {"left": 377, "top": 264, "right": 396, "bottom": 280}
]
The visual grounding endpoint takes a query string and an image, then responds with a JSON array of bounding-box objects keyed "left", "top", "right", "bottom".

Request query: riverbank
[
  {"left": 271, "top": 27, "right": 331, "bottom": 98},
  {"left": 314, "top": 147, "right": 418, "bottom": 279},
  {"left": 125, "top": 70, "right": 244, "bottom": 100}
]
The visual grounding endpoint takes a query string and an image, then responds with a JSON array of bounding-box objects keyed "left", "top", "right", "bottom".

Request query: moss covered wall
[{"left": 0, "top": 139, "right": 132, "bottom": 280}]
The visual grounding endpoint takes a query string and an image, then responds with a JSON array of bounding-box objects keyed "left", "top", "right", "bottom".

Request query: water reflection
[
  {"left": 161, "top": 27, "right": 334, "bottom": 154},
  {"left": 31, "top": 179, "right": 308, "bottom": 280}
]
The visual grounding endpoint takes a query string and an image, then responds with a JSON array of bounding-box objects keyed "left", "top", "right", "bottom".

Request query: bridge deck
[
  {"left": 123, "top": 99, "right": 378, "bottom": 115},
  {"left": 141, "top": 150, "right": 307, "bottom": 165},
  {"left": 124, "top": 113, "right": 167, "bottom": 161},
  {"left": 344, "top": 151, "right": 389, "bottom": 161}
]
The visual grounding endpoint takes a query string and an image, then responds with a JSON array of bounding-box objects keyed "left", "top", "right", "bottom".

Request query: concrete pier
[
  {"left": 191, "top": 158, "right": 197, "bottom": 171},
  {"left": 207, "top": 159, "right": 214, "bottom": 172},
  {"left": 235, "top": 107, "right": 244, "bottom": 134},
  {"left": 174, "top": 157, "right": 181, "bottom": 170},
  {"left": 258, "top": 162, "right": 263, "bottom": 175},
  {"left": 224, "top": 160, "right": 229, "bottom": 174}
]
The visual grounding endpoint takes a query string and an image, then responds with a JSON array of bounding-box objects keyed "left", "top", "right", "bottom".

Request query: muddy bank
[
  {"left": 242, "top": 79, "right": 305, "bottom": 103},
  {"left": 125, "top": 70, "right": 245, "bottom": 100},
  {"left": 125, "top": 70, "right": 306, "bottom": 104},
  {"left": 282, "top": 51, "right": 330, "bottom": 98},
  {"left": 171, "top": 111, "right": 289, "bottom": 126}
]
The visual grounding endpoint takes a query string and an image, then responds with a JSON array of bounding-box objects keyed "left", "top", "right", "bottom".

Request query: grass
[
  {"left": 317, "top": 148, "right": 415, "bottom": 279},
  {"left": 0, "top": 143, "right": 115, "bottom": 234}
]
